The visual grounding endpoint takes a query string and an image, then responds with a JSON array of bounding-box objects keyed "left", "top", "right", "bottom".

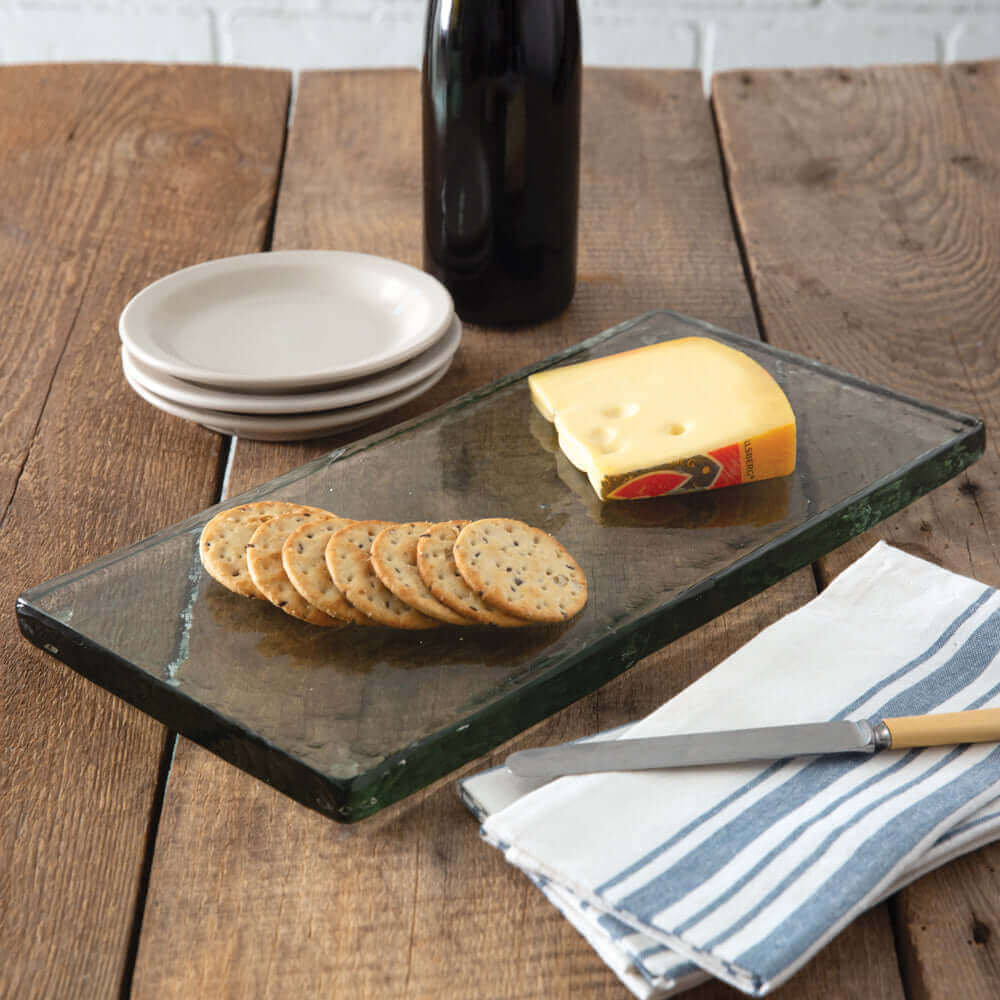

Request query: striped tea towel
[
  {"left": 461, "top": 730, "right": 1000, "bottom": 998},
  {"left": 472, "top": 542, "right": 1000, "bottom": 996}
]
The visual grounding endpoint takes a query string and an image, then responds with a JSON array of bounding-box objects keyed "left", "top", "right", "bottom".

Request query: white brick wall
[
  {"left": 7, "top": 7, "right": 216, "bottom": 62},
  {"left": 0, "top": 0, "right": 997, "bottom": 86}
]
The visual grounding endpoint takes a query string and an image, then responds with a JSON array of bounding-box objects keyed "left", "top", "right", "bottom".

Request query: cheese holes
[
  {"left": 589, "top": 425, "right": 620, "bottom": 454},
  {"left": 600, "top": 402, "right": 639, "bottom": 419}
]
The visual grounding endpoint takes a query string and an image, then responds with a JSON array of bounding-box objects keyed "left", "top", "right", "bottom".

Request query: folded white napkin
[
  {"left": 462, "top": 729, "right": 1000, "bottom": 998},
  {"left": 462, "top": 542, "right": 1000, "bottom": 996}
]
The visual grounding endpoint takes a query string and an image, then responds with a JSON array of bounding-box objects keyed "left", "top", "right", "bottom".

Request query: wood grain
[
  {"left": 131, "top": 69, "right": 901, "bottom": 999},
  {"left": 892, "top": 844, "right": 1000, "bottom": 1000},
  {"left": 714, "top": 60, "right": 1000, "bottom": 999},
  {"left": 0, "top": 64, "right": 290, "bottom": 998}
]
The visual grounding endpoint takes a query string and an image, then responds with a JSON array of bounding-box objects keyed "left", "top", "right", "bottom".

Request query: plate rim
[
  {"left": 118, "top": 250, "right": 455, "bottom": 391},
  {"left": 120, "top": 314, "right": 462, "bottom": 415},
  {"left": 123, "top": 350, "right": 454, "bottom": 438}
]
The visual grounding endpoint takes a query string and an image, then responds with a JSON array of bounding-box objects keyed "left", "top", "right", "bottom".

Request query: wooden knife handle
[{"left": 883, "top": 708, "right": 1000, "bottom": 749}]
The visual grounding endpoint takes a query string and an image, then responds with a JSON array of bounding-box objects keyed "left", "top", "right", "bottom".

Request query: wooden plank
[
  {"left": 714, "top": 60, "right": 1000, "bottom": 999},
  {"left": 892, "top": 848, "right": 1000, "bottom": 1000},
  {"left": 132, "top": 68, "right": 902, "bottom": 998},
  {"left": 713, "top": 62, "right": 1000, "bottom": 586},
  {"left": 0, "top": 64, "right": 290, "bottom": 999}
]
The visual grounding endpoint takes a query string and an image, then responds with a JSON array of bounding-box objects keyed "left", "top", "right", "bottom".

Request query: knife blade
[{"left": 505, "top": 708, "right": 1000, "bottom": 780}]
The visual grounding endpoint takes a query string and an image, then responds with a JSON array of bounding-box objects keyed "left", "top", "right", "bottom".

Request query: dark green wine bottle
[{"left": 422, "top": 0, "right": 582, "bottom": 326}]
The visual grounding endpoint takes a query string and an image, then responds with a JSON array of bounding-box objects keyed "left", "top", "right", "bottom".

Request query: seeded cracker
[
  {"left": 282, "top": 517, "right": 374, "bottom": 626},
  {"left": 415, "top": 521, "right": 529, "bottom": 627},
  {"left": 246, "top": 511, "right": 342, "bottom": 626},
  {"left": 370, "top": 522, "right": 471, "bottom": 626},
  {"left": 199, "top": 500, "right": 315, "bottom": 599},
  {"left": 453, "top": 518, "right": 587, "bottom": 623},
  {"left": 327, "top": 521, "right": 439, "bottom": 630}
]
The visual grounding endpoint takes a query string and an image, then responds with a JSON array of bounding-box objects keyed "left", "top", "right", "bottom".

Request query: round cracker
[
  {"left": 415, "top": 521, "right": 529, "bottom": 627},
  {"left": 453, "top": 518, "right": 587, "bottom": 623},
  {"left": 370, "top": 522, "right": 471, "bottom": 626},
  {"left": 282, "top": 517, "right": 374, "bottom": 626},
  {"left": 327, "top": 521, "right": 439, "bottom": 630},
  {"left": 199, "top": 500, "right": 317, "bottom": 599},
  {"left": 246, "top": 511, "right": 342, "bottom": 627}
]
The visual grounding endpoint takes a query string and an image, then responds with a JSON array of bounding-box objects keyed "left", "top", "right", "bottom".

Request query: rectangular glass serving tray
[{"left": 17, "top": 311, "right": 985, "bottom": 822}]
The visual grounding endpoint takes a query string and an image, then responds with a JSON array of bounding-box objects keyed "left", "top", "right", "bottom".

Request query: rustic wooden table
[{"left": 2, "top": 61, "right": 998, "bottom": 999}]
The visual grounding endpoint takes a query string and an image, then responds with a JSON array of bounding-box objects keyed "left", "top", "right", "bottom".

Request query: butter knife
[{"left": 506, "top": 708, "right": 1000, "bottom": 780}]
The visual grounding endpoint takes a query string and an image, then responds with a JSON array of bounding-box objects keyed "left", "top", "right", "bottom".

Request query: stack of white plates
[{"left": 118, "top": 251, "right": 460, "bottom": 441}]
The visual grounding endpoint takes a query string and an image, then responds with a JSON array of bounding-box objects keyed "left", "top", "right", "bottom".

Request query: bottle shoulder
[{"left": 423, "top": 0, "right": 580, "bottom": 81}]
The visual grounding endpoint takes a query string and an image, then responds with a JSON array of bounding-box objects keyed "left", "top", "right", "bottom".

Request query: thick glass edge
[
  {"left": 17, "top": 307, "right": 982, "bottom": 606},
  {"left": 15, "top": 600, "right": 355, "bottom": 818},
  {"left": 17, "top": 416, "right": 977, "bottom": 823}
]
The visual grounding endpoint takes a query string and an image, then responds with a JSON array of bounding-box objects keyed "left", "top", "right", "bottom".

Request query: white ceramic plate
[
  {"left": 121, "top": 315, "right": 462, "bottom": 415},
  {"left": 119, "top": 251, "right": 454, "bottom": 392},
  {"left": 124, "top": 353, "right": 453, "bottom": 441}
]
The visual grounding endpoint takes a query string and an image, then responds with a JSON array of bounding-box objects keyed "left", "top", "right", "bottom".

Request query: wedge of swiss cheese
[{"left": 528, "top": 337, "right": 796, "bottom": 500}]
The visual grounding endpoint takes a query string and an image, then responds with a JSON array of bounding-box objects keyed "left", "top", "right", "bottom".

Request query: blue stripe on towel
[
  {"left": 703, "top": 745, "right": 969, "bottom": 951},
  {"left": 834, "top": 587, "right": 993, "bottom": 719},
  {"left": 673, "top": 675, "right": 1000, "bottom": 937},
  {"left": 612, "top": 601, "right": 1000, "bottom": 922},
  {"left": 873, "top": 608, "right": 1000, "bottom": 720},
  {"left": 937, "top": 804, "right": 1000, "bottom": 844},
  {"left": 735, "top": 743, "right": 1000, "bottom": 986},
  {"left": 596, "top": 590, "right": 994, "bottom": 899},
  {"left": 628, "top": 943, "right": 701, "bottom": 988},
  {"left": 595, "top": 765, "right": 788, "bottom": 897},
  {"left": 635, "top": 950, "right": 701, "bottom": 986},
  {"left": 671, "top": 750, "right": 922, "bottom": 934},
  {"left": 597, "top": 911, "right": 643, "bottom": 941}
]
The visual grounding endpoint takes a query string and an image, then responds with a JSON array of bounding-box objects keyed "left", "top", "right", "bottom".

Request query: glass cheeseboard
[{"left": 16, "top": 311, "right": 985, "bottom": 821}]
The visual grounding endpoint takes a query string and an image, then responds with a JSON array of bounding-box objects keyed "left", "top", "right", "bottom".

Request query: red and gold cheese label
[{"left": 604, "top": 425, "right": 796, "bottom": 501}]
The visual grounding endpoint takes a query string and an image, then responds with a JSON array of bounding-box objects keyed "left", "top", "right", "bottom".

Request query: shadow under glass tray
[{"left": 16, "top": 311, "right": 985, "bottom": 822}]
